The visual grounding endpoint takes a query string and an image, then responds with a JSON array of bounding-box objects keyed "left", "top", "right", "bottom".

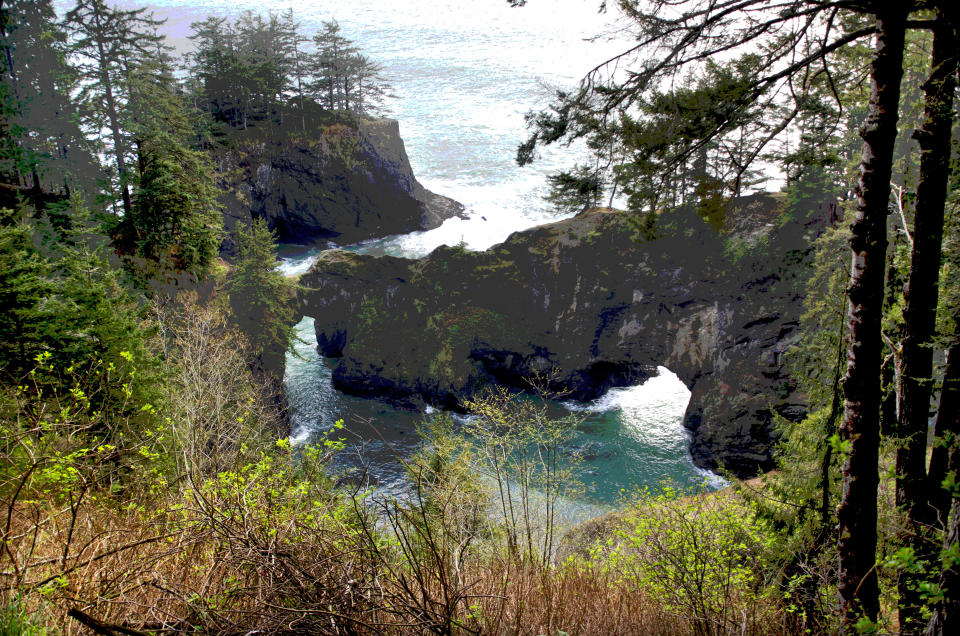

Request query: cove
[
  {"left": 292, "top": 198, "right": 819, "bottom": 485},
  {"left": 283, "top": 314, "right": 721, "bottom": 517}
]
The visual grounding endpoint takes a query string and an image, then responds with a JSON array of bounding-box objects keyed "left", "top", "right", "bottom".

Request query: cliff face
[
  {"left": 217, "top": 118, "right": 463, "bottom": 248},
  {"left": 297, "top": 195, "right": 831, "bottom": 477}
]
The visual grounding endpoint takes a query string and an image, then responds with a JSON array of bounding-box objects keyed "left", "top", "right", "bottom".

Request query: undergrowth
[{"left": 0, "top": 302, "right": 819, "bottom": 635}]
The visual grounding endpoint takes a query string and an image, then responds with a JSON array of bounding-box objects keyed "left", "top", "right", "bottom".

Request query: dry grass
[
  {"left": 1, "top": 299, "right": 796, "bottom": 635},
  {"left": 461, "top": 560, "right": 790, "bottom": 636},
  {"left": 1, "top": 483, "right": 796, "bottom": 636}
]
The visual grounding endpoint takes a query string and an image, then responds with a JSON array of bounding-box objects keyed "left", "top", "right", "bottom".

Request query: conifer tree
[
  {"left": 309, "top": 20, "right": 389, "bottom": 116},
  {"left": 310, "top": 20, "right": 360, "bottom": 113},
  {"left": 112, "top": 62, "right": 222, "bottom": 282},
  {"left": 0, "top": 206, "right": 53, "bottom": 378},
  {"left": 227, "top": 219, "right": 295, "bottom": 372},
  {"left": 926, "top": 322, "right": 960, "bottom": 634},
  {"left": 63, "top": 0, "right": 165, "bottom": 217},
  {"left": 282, "top": 9, "right": 309, "bottom": 131},
  {"left": 0, "top": 0, "right": 92, "bottom": 201},
  {"left": 234, "top": 10, "right": 295, "bottom": 126},
  {"left": 0, "top": 204, "right": 153, "bottom": 392},
  {"left": 187, "top": 15, "right": 240, "bottom": 127},
  {"left": 892, "top": 5, "right": 959, "bottom": 628}
]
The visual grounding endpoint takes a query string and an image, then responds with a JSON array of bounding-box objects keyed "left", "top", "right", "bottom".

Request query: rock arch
[{"left": 297, "top": 196, "right": 826, "bottom": 477}]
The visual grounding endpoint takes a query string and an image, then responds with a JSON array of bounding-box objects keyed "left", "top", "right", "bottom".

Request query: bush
[
  {"left": 587, "top": 487, "right": 778, "bottom": 636},
  {"left": 464, "top": 385, "right": 584, "bottom": 567}
]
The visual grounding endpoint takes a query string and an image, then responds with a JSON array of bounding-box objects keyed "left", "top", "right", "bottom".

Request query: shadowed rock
[
  {"left": 218, "top": 118, "right": 463, "bottom": 250},
  {"left": 297, "top": 194, "right": 832, "bottom": 477}
]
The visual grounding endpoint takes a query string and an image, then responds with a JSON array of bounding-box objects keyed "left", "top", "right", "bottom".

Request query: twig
[
  {"left": 67, "top": 608, "right": 149, "bottom": 636},
  {"left": 29, "top": 533, "right": 175, "bottom": 589},
  {"left": 891, "top": 183, "right": 914, "bottom": 247}
]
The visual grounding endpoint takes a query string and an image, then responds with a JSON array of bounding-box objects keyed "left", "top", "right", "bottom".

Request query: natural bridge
[{"left": 296, "top": 196, "right": 830, "bottom": 477}]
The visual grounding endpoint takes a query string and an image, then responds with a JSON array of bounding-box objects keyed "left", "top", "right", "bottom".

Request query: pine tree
[
  {"left": 0, "top": 0, "right": 93, "bottom": 202},
  {"left": 281, "top": 9, "right": 309, "bottom": 131},
  {"left": 234, "top": 10, "right": 295, "bottom": 126},
  {"left": 891, "top": 6, "right": 959, "bottom": 628},
  {"left": 309, "top": 20, "right": 389, "bottom": 116},
  {"left": 107, "top": 60, "right": 222, "bottom": 283},
  {"left": 310, "top": 20, "right": 360, "bottom": 113},
  {"left": 0, "top": 206, "right": 54, "bottom": 378},
  {"left": 0, "top": 204, "right": 154, "bottom": 394},
  {"left": 187, "top": 15, "right": 240, "bottom": 127},
  {"left": 227, "top": 219, "right": 295, "bottom": 372},
  {"left": 63, "top": 0, "right": 165, "bottom": 217}
]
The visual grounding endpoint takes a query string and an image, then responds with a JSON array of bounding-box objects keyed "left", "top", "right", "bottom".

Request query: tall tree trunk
[
  {"left": 822, "top": 313, "right": 848, "bottom": 528},
  {"left": 882, "top": 229, "right": 903, "bottom": 438},
  {"left": 898, "top": 3, "right": 959, "bottom": 522},
  {"left": 101, "top": 69, "right": 131, "bottom": 217},
  {"left": 296, "top": 49, "right": 305, "bottom": 131},
  {"left": 90, "top": 7, "right": 131, "bottom": 218},
  {"left": 929, "top": 321, "right": 960, "bottom": 526},
  {"left": 896, "top": 9, "right": 959, "bottom": 631},
  {"left": 836, "top": 7, "right": 908, "bottom": 626},
  {"left": 925, "top": 335, "right": 960, "bottom": 635}
]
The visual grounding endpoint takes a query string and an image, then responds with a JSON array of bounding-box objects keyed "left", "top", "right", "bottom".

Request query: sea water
[{"left": 103, "top": 0, "right": 723, "bottom": 516}]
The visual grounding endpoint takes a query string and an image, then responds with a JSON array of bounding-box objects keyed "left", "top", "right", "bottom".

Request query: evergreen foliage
[
  {"left": 0, "top": 206, "right": 154, "bottom": 396},
  {"left": 0, "top": 208, "right": 53, "bottom": 378},
  {"left": 63, "top": 0, "right": 166, "bottom": 217},
  {"left": 226, "top": 219, "right": 296, "bottom": 368},
  {"left": 0, "top": 0, "right": 93, "bottom": 200},
  {"left": 123, "top": 136, "right": 221, "bottom": 278},
  {"left": 309, "top": 20, "right": 390, "bottom": 116},
  {"left": 113, "top": 64, "right": 222, "bottom": 282},
  {"left": 187, "top": 11, "right": 390, "bottom": 131},
  {"left": 545, "top": 165, "right": 604, "bottom": 213}
]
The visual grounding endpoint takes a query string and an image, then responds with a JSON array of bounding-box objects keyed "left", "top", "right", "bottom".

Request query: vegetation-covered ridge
[{"left": 185, "top": 8, "right": 463, "bottom": 245}]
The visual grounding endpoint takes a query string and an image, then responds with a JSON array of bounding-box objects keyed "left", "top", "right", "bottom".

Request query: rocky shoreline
[
  {"left": 217, "top": 118, "right": 464, "bottom": 252},
  {"left": 296, "top": 194, "right": 832, "bottom": 477}
]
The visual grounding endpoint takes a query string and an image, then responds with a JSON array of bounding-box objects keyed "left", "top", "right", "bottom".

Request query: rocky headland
[
  {"left": 297, "top": 194, "right": 833, "bottom": 477},
  {"left": 217, "top": 118, "right": 464, "bottom": 250}
]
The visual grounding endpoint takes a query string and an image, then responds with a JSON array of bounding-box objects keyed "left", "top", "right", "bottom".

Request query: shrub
[{"left": 588, "top": 487, "right": 777, "bottom": 636}]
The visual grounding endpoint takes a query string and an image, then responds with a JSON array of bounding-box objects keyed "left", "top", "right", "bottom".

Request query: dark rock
[
  {"left": 217, "top": 118, "right": 464, "bottom": 250},
  {"left": 297, "top": 194, "right": 831, "bottom": 477}
]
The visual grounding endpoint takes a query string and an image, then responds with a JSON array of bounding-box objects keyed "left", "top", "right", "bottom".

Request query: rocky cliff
[
  {"left": 297, "top": 194, "right": 832, "bottom": 477},
  {"left": 217, "top": 118, "right": 463, "bottom": 249}
]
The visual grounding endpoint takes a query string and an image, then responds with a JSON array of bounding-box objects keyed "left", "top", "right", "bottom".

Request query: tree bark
[
  {"left": 925, "top": 336, "right": 960, "bottom": 635},
  {"left": 929, "top": 319, "right": 960, "bottom": 527},
  {"left": 91, "top": 7, "right": 132, "bottom": 218},
  {"left": 897, "top": 4, "right": 958, "bottom": 523},
  {"left": 896, "top": 8, "right": 959, "bottom": 630},
  {"left": 295, "top": 45, "right": 306, "bottom": 131},
  {"left": 836, "top": 7, "right": 908, "bottom": 627}
]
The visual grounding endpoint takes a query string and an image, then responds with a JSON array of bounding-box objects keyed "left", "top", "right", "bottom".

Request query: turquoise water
[
  {"left": 99, "top": 0, "right": 723, "bottom": 517},
  {"left": 285, "top": 317, "right": 723, "bottom": 516}
]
